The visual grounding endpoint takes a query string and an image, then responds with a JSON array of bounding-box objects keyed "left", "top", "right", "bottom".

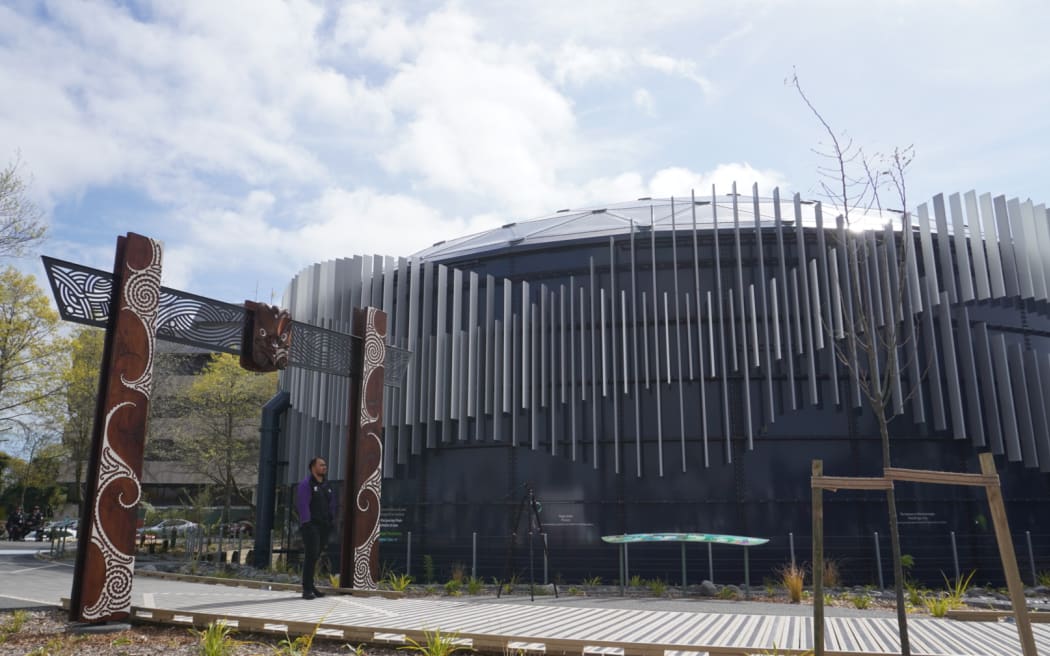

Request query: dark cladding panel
[{"left": 973, "top": 322, "right": 1004, "bottom": 455}]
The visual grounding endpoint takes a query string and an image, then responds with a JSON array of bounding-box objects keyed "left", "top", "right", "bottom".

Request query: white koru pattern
[
  {"left": 120, "top": 239, "right": 162, "bottom": 398},
  {"left": 83, "top": 401, "right": 141, "bottom": 620},
  {"left": 353, "top": 454, "right": 383, "bottom": 590},
  {"left": 359, "top": 307, "right": 385, "bottom": 424}
]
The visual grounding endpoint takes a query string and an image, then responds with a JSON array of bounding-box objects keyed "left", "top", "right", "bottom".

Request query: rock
[{"left": 698, "top": 580, "right": 718, "bottom": 597}]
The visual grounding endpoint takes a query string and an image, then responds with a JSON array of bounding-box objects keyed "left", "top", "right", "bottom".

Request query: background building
[{"left": 270, "top": 187, "right": 1050, "bottom": 586}]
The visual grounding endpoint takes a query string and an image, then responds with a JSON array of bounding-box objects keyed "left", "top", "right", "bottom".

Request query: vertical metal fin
[
  {"left": 974, "top": 322, "right": 1004, "bottom": 455},
  {"left": 936, "top": 291, "right": 966, "bottom": 440},
  {"left": 932, "top": 194, "right": 957, "bottom": 303},
  {"left": 1007, "top": 344, "right": 1038, "bottom": 467},
  {"left": 992, "top": 334, "right": 1021, "bottom": 461},
  {"left": 993, "top": 196, "right": 1020, "bottom": 297},
  {"left": 964, "top": 191, "right": 991, "bottom": 300},
  {"left": 954, "top": 305, "right": 985, "bottom": 448},
  {"left": 948, "top": 194, "right": 975, "bottom": 302}
]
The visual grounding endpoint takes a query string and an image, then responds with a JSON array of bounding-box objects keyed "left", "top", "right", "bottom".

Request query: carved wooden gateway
[{"left": 43, "top": 233, "right": 409, "bottom": 623}]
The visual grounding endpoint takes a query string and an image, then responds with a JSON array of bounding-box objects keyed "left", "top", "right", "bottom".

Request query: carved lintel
[{"left": 241, "top": 301, "right": 292, "bottom": 372}]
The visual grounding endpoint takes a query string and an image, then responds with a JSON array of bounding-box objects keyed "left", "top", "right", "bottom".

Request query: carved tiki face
[{"left": 241, "top": 301, "right": 292, "bottom": 372}]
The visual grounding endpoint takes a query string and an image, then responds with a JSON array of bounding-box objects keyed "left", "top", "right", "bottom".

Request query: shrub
[
  {"left": 444, "top": 579, "right": 462, "bottom": 596},
  {"left": 582, "top": 575, "right": 602, "bottom": 586},
  {"left": 387, "top": 573, "right": 413, "bottom": 592},
  {"left": 942, "top": 569, "right": 976, "bottom": 609},
  {"left": 629, "top": 574, "right": 642, "bottom": 587},
  {"left": 191, "top": 621, "right": 239, "bottom": 656},
  {"left": 851, "top": 593, "right": 872, "bottom": 610},
  {"left": 777, "top": 563, "right": 805, "bottom": 603},
  {"left": 923, "top": 594, "right": 952, "bottom": 618},
  {"left": 646, "top": 578, "right": 667, "bottom": 597},
  {"left": 465, "top": 576, "right": 483, "bottom": 595},
  {"left": 822, "top": 559, "right": 841, "bottom": 588},
  {"left": 449, "top": 563, "right": 466, "bottom": 584}
]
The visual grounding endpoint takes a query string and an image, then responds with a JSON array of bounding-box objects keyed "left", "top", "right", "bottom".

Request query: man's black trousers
[{"left": 301, "top": 522, "right": 330, "bottom": 593}]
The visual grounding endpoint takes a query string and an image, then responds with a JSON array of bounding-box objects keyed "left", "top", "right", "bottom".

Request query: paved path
[{"left": 1, "top": 545, "right": 1046, "bottom": 655}]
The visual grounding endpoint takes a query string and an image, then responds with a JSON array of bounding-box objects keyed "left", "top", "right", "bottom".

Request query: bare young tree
[
  {"left": 791, "top": 70, "right": 921, "bottom": 656},
  {"left": 0, "top": 155, "right": 47, "bottom": 259}
]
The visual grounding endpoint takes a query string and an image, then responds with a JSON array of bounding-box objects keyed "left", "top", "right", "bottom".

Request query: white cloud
[
  {"left": 648, "top": 164, "right": 789, "bottom": 198},
  {"left": 377, "top": 7, "right": 580, "bottom": 213},
  {"left": 633, "top": 88, "right": 656, "bottom": 117}
]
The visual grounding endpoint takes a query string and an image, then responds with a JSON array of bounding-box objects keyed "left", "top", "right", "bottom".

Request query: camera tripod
[{"left": 496, "top": 484, "right": 558, "bottom": 601}]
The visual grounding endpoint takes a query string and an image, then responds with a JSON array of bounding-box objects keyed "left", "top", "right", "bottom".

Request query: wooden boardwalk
[{"left": 124, "top": 587, "right": 1050, "bottom": 656}]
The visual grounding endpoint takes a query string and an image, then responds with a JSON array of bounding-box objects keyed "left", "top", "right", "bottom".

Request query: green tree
[
  {"left": 0, "top": 155, "right": 47, "bottom": 258},
  {"left": 173, "top": 354, "right": 276, "bottom": 526},
  {"left": 0, "top": 267, "right": 64, "bottom": 434},
  {"left": 62, "top": 327, "right": 105, "bottom": 509}
]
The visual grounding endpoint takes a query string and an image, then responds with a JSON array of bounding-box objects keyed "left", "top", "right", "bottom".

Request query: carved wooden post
[
  {"left": 340, "top": 307, "right": 387, "bottom": 589},
  {"left": 70, "top": 233, "right": 162, "bottom": 623}
]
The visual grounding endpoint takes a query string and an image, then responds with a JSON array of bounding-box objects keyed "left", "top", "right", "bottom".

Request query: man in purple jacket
[{"left": 295, "top": 457, "right": 338, "bottom": 599}]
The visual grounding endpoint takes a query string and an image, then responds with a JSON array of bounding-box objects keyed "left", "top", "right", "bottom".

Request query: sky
[{"left": 1, "top": 0, "right": 1048, "bottom": 305}]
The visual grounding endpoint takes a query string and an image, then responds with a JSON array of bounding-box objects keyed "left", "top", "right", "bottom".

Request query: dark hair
[{"left": 308, "top": 457, "right": 326, "bottom": 472}]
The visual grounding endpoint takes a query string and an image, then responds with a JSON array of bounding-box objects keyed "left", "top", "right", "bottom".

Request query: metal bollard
[
  {"left": 406, "top": 531, "right": 412, "bottom": 577},
  {"left": 472, "top": 532, "right": 478, "bottom": 580},
  {"left": 708, "top": 542, "right": 714, "bottom": 583},
  {"left": 950, "top": 531, "right": 960, "bottom": 582},
  {"left": 543, "top": 533, "right": 548, "bottom": 585},
  {"left": 1027, "top": 531, "right": 1036, "bottom": 586},
  {"left": 789, "top": 532, "right": 796, "bottom": 568},
  {"left": 874, "top": 532, "right": 884, "bottom": 590}
]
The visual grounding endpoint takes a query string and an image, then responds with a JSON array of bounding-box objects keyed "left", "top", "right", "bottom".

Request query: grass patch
[{"left": 399, "top": 628, "right": 473, "bottom": 656}]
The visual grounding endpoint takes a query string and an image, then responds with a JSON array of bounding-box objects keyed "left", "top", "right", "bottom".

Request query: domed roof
[{"left": 413, "top": 194, "right": 894, "bottom": 262}]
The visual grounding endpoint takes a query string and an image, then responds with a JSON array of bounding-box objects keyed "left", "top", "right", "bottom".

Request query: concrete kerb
[{"left": 133, "top": 569, "right": 404, "bottom": 599}]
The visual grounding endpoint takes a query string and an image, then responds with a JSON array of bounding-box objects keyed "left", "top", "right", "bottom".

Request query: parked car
[
  {"left": 25, "top": 520, "right": 78, "bottom": 542},
  {"left": 137, "top": 518, "right": 198, "bottom": 537},
  {"left": 218, "top": 520, "right": 253, "bottom": 538}
]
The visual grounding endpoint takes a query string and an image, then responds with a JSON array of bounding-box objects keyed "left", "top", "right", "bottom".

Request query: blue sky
[{"left": 2, "top": 0, "right": 1048, "bottom": 304}]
